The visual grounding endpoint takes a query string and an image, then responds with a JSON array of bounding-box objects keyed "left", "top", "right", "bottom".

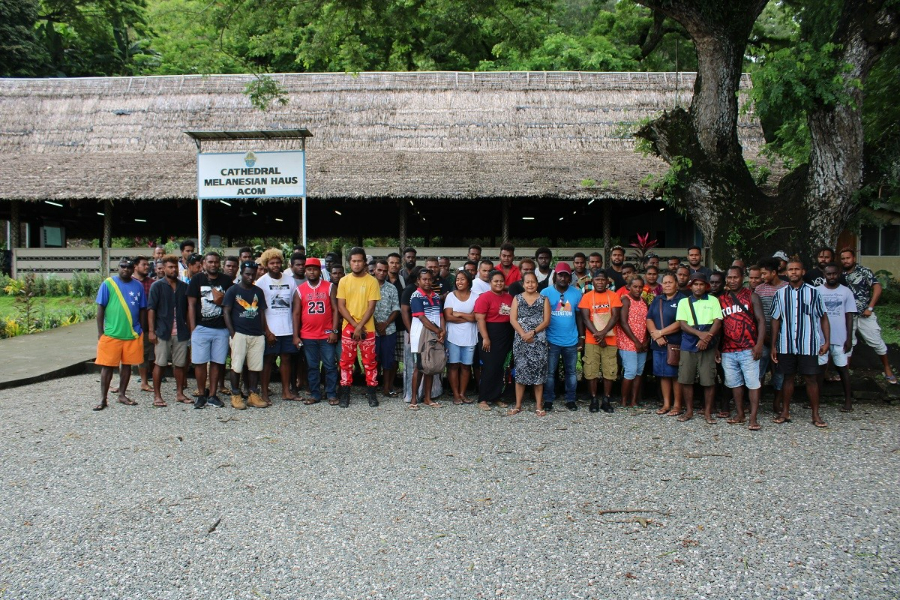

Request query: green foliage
[
  {"left": 746, "top": 160, "right": 771, "bottom": 187},
  {"left": 145, "top": 0, "right": 242, "bottom": 74},
  {"left": 0, "top": 0, "right": 49, "bottom": 76},
  {"left": 245, "top": 75, "right": 289, "bottom": 111},
  {"left": 38, "top": 0, "right": 158, "bottom": 76},
  {"left": 71, "top": 272, "right": 103, "bottom": 298},
  {"left": 749, "top": 40, "right": 857, "bottom": 167}
]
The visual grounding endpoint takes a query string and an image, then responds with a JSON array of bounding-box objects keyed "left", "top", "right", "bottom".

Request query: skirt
[{"left": 478, "top": 321, "right": 513, "bottom": 402}]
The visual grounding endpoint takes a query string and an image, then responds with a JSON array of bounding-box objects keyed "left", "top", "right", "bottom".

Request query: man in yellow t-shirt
[{"left": 336, "top": 247, "right": 381, "bottom": 407}]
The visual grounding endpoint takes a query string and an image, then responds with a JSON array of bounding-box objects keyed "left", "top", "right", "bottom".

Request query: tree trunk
[
  {"left": 804, "top": 0, "right": 900, "bottom": 250},
  {"left": 635, "top": 0, "right": 898, "bottom": 266}
]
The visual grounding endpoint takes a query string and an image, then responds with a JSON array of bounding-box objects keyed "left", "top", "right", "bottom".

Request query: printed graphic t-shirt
[
  {"left": 719, "top": 288, "right": 757, "bottom": 353},
  {"left": 816, "top": 284, "right": 857, "bottom": 347},
  {"left": 541, "top": 285, "right": 582, "bottom": 347},
  {"left": 578, "top": 289, "right": 621, "bottom": 345},
  {"left": 223, "top": 284, "right": 267, "bottom": 336},
  {"left": 187, "top": 272, "right": 233, "bottom": 329},
  {"left": 255, "top": 273, "right": 296, "bottom": 337}
]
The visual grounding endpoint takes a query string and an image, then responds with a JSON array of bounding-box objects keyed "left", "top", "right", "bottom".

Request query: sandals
[
  {"left": 303, "top": 398, "right": 321, "bottom": 405},
  {"left": 772, "top": 416, "right": 792, "bottom": 424},
  {"left": 408, "top": 403, "right": 420, "bottom": 411},
  {"left": 884, "top": 373, "right": 898, "bottom": 385},
  {"left": 812, "top": 419, "right": 828, "bottom": 428},
  {"left": 535, "top": 409, "right": 547, "bottom": 417},
  {"left": 152, "top": 399, "right": 167, "bottom": 408},
  {"left": 117, "top": 397, "right": 137, "bottom": 406},
  {"left": 506, "top": 408, "right": 521, "bottom": 416},
  {"left": 748, "top": 423, "right": 761, "bottom": 431},
  {"left": 328, "top": 398, "right": 340, "bottom": 406},
  {"left": 726, "top": 417, "right": 745, "bottom": 425}
]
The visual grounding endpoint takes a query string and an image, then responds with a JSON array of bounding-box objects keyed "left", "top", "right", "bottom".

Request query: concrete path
[{"left": 0, "top": 320, "right": 97, "bottom": 390}]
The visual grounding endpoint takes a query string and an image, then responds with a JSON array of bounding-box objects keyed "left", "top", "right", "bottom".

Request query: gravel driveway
[{"left": 0, "top": 374, "right": 897, "bottom": 599}]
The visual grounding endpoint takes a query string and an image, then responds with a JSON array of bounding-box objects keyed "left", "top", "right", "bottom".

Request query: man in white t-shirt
[
  {"left": 255, "top": 248, "right": 300, "bottom": 404},
  {"left": 816, "top": 263, "right": 857, "bottom": 411},
  {"left": 472, "top": 259, "right": 493, "bottom": 295}
]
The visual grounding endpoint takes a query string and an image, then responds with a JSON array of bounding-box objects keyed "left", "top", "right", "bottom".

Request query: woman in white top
[{"left": 443, "top": 270, "right": 478, "bottom": 404}]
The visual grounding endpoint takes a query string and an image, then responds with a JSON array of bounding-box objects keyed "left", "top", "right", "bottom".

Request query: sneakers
[
  {"left": 231, "top": 394, "right": 247, "bottom": 410},
  {"left": 194, "top": 395, "right": 207, "bottom": 409},
  {"left": 247, "top": 392, "right": 267, "bottom": 408},
  {"left": 601, "top": 396, "right": 614, "bottom": 414},
  {"left": 339, "top": 386, "right": 351, "bottom": 408},
  {"left": 206, "top": 395, "right": 225, "bottom": 408},
  {"left": 589, "top": 396, "right": 600, "bottom": 413},
  {"left": 566, "top": 401, "right": 578, "bottom": 412},
  {"left": 367, "top": 386, "right": 379, "bottom": 407}
]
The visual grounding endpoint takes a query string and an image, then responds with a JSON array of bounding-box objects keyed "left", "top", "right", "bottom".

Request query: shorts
[
  {"left": 678, "top": 349, "right": 717, "bottom": 386},
  {"left": 582, "top": 343, "right": 618, "bottom": 381},
  {"left": 776, "top": 353, "right": 821, "bottom": 376},
  {"left": 191, "top": 325, "right": 229, "bottom": 365},
  {"left": 154, "top": 336, "right": 190, "bottom": 368},
  {"left": 721, "top": 349, "right": 761, "bottom": 389},
  {"left": 376, "top": 332, "right": 398, "bottom": 369},
  {"left": 818, "top": 344, "right": 849, "bottom": 367},
  {"left": 264, "top": 334, "right": 299, "bottom": 356},
  {"left": 619, "top": 350, "right": 648, "bottom": 380},
  {"left": 446, "top": 341, "right": 475, "bottom": 365},
  {"left": 230, "top": 332, "right": 265, "bottom": 372},
  {"left": 96, "top": 334, "right": 144, "bottom": 367}
]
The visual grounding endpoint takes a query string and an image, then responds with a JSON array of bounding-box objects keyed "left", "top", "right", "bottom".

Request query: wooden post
[
  {"left": 101, "top": 200, "right": 112, "bottom": 275},
  {"left": 200, "top": 203, "right": 209, "bottom": 249},
  {"left": 602, "top": 201, "right": 612, "bottom": 262},
  {"left": 398, "top": 200, "right": 407, "bottom": 252},
  {"left": 501, "top": 199, "right": 510, "bottom": 243},
  {"left": 10, "top": 200, "right": 21, "bottom": 249}
]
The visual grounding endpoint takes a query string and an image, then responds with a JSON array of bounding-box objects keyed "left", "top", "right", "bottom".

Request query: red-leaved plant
[{"left": 629, "top": 232, "right": 658, "bottom": 264}]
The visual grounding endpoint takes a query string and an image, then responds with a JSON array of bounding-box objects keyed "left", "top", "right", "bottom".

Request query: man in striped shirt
[{"left": 770, "top": 259, "right": 830, "bottom": 427}]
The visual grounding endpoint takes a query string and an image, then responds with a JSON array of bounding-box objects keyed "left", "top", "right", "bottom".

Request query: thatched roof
[{"left": 0, "top": 71, "right": 766, "bottom": 202}]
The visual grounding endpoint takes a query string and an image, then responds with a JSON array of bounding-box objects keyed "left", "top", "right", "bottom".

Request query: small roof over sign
[{"left": 184, "top": 129, "right": 313, "bottom": 142}]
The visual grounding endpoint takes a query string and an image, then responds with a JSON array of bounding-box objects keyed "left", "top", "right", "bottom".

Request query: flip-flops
[{"left": 884, "top": 373, "right": 898, "bottom": 385}]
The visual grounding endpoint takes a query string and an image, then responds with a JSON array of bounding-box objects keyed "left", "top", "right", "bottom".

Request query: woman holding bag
[{"left": 646, "top": 273, "right": 687, "bottom": 415}]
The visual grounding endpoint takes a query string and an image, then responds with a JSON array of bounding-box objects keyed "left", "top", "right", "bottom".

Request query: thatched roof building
[{"left": 0, "top": 71, "right": 765, "bottom": 202}]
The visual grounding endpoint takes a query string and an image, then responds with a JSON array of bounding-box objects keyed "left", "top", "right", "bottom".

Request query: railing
[{"left": 12, "top": 246, "right": 698, "bottom": 278}]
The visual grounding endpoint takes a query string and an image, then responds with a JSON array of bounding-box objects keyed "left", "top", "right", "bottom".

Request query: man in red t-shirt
[
  {"left": 292, "top": 258, "right": 341, "bottom": 405},
  {"left": 497, "top": 242, "right": 521, "bottom": 289},
  {"left": 716, "top": 266, "right": 766, "bottom": 430}
]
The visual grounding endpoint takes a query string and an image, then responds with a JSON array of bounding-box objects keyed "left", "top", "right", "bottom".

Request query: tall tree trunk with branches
[{"left": 634, "top": 0, "right": 899, "bottom": 265}]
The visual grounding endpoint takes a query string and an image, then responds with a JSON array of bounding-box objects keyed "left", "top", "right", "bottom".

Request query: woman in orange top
[{"left": 616, "top": 276, "right": 649, "bottom": 407}]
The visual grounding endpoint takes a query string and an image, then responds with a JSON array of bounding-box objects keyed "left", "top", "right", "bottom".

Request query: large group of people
[{"left": 94, "top": 241, "right": 896, "bottom": 429}]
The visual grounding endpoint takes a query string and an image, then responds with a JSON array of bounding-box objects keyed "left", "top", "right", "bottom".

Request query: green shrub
[{"left": 71, "top": 272, "right": 103, "bottom": 298}]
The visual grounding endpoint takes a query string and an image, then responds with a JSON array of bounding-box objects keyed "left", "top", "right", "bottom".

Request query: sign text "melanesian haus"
[{"left": 197, "top": 151, "right": 305, "bottom": 199}]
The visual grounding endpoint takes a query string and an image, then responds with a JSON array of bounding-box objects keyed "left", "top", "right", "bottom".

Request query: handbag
[{"left": 659, "top": 299, "right": 681, "bottom": 366}]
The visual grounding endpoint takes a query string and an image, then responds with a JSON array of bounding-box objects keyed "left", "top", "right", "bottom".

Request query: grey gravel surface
[{"left": 0, "top": 374, "right": 898, "bottom": 599}]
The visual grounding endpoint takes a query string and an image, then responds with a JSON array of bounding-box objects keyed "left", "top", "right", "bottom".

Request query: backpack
[{"left": 418, "top": 327, "right": 447, "bottom": 375}]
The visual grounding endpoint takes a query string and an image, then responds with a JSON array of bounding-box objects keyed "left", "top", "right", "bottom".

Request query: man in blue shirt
[{"left": 540, "top": 262, "right": 584, "bottom": 411}]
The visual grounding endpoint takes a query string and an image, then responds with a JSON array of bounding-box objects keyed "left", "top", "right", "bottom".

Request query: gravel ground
[{"left": 0, "top": 374, "right": 898, "bottom": 599}]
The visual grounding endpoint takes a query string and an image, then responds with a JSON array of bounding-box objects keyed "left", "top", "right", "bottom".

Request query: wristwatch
[{"left": 867, "top": 307, "right": 875, "bottom": 313}]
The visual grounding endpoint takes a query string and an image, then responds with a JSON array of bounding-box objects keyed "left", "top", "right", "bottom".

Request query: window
[{"left": 861, "top": 223, "right": 900, "bottom": 256}]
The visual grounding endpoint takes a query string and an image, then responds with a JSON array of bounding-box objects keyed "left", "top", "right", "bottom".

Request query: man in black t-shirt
[
  {"left": 223, "top": 262, "right": 269, "bottom": 409},
  {"left": 186, "top": 252, "right": 233, "bottom": 409}
]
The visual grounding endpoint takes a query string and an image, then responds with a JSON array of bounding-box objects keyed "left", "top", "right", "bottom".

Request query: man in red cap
[
  {"left": 675, "top": 272, "right": 723, "bottom": 423},
  {"left": 292, "top": 257, "right": 341, "bottom": 404},
  {"left": 540, "top": 261, "right": 585, "bottom": 411}
]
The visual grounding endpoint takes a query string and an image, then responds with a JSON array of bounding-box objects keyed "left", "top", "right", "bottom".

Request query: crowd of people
[{"left": 93, "top": 241, "right": 896, "bottom": 429}]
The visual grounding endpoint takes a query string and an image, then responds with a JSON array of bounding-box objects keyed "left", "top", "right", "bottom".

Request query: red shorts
[{"left": 96, "top": 334, "right": 144, "bottom": 367}]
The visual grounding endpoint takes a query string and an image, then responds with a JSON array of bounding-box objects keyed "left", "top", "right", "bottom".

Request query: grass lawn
[
  {"left": 0, "top": 296, "right": 95, "bottom": 321},
  {"left": 878, "top": 303, "right": 900, "bottom": 346}
]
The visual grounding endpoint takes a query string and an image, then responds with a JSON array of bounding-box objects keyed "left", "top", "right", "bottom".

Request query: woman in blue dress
[{"left": 646, "top": 273, "right": 687, "bottom": 416}]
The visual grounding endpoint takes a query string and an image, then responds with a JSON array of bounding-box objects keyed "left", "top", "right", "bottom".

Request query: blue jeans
[
  {"left": 545, "top": 343, "right": 578, "bottom": 403},
  {"left": 302, "top": 338, "right": 338, "bottom": 400}
]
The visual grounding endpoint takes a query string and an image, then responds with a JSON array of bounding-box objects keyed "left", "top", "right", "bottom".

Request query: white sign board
[{"left": 197, "top": 150, "right": 305, "bottom": 199}]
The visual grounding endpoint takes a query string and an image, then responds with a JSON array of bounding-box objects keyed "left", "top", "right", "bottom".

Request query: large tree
[{"left": 634, "top": 0, "right": 900, "bottom": 264}]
